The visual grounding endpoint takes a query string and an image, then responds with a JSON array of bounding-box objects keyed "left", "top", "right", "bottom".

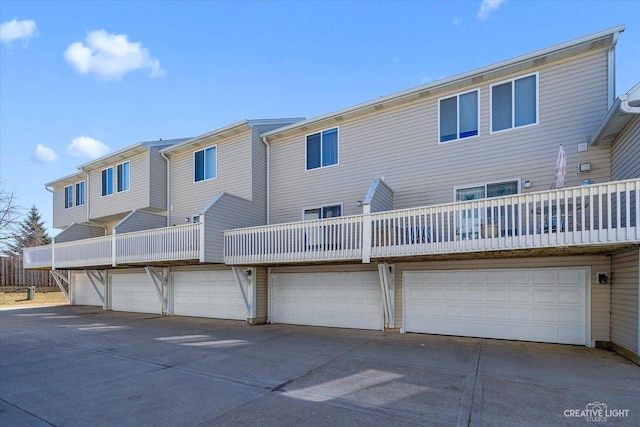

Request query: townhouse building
[{"left": 25, "top": 26, "right": 639, "bottom": 363}]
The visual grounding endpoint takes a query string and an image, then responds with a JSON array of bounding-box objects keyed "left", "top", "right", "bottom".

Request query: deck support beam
[
  {"left": 144, "top": 267, "right": 171, "bottom": 315},
  {"left": 378, "top": 263, "right": 395, "bottom": 329},
  {"left": 84, "top": 270, "right": 107, "bottom": 309},
  {"left": 232, "top": 267, "right": 256, "bottom": 319},
  {"left": 50, "top": 270, "right": 70, "bottom": 303}
]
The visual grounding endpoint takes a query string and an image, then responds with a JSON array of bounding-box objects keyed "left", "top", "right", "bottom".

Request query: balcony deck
[
  {"left": 224, "top": 179, "right": 640, "bottom": 265},
  {"left": 24, "top": 223, "right": 201, "bottom": 270}
]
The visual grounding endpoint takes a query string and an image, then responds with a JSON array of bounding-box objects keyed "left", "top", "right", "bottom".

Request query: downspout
[
  {"left": 261, "top": 135, "right": 270, "bottom": 225},
  {"left": 607, "top": 30, "right": 621, "bottom": 109},
  {"left": 161, "top": 152, "right": 170, "bottom": 227}
]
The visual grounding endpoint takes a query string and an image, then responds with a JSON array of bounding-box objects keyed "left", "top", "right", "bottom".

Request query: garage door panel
[
  {"left": 73, "top": 274, "right": 103, "bottom": 306},
  {"left": 172, "top": 270, "right": 246, "bottom": 320},
  {"left": 111, "top": 273, "right": 160, "bottom": 314},
  {"left": 272, "top": 272, "right": 382, "bottom": 331},
  {"left": 404, "top": 268, "right": 587, "bottom": 345}
]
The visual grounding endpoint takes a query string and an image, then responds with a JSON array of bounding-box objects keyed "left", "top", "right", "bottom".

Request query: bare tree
[{"left": 0, "top": 183, "right": 21, "bottom": 246}]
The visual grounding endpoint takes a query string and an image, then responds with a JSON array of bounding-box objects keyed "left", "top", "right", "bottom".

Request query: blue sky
[{"left": 1, "top": 0, "right": 639, "bottom": 235}]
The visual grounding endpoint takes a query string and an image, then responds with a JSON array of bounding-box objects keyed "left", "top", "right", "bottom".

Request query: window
[
  {"left": 455, "top": 180, "right": 519, "bottom": 201},
  {"left": 303, "top": 204, "right": 342, "bottom": 220},
  {"left": 439, "top": 90, "right": 479, "bottom": 143},
  {"left": 455, "top": 180, "right": 520, "bottom": 238},
  {"left": 75, "top": 181, "right": 85, "bottom": 206},
  {"left": 64, "top": 185, "right": 73, "bottom": 209},
  {"left": 491, "top": 74, "right": 537, "bottom": 132},
  {"left": 101, "top": 167, "right": 113, "bottom": 196},
  {"left": 194, "top": 146, "right": 217, "bottom": 182},
  {"left": 116, "top": 161, "right": 130, "bottom": 192},
  {"left": 306, "top": 127, "right": 338, "bottom": 170}
]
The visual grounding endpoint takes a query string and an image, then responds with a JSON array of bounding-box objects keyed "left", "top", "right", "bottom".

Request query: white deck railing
[
  {"left": 225, "top": 215, "right": 363, "bottom": 264},
  {"left": 54, "top": 235, "right": 112, "bottom": 269},
  {"left": 22, "top": 245, "right": 53, "bottom": 269},
  {"left": 115, "top": 223, "right": 200, "bottom": 264},
  {"left": 23, "top": 223, "right": 202, "bottom": 269},
  {"left": 224, "top": 179, "right": 639, "bottom": 265}
]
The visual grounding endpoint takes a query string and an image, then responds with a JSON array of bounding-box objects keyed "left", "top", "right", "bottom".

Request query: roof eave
[
  {"left": 264, "top": 24, "right": 626, "bottom": 142},
  {"left": 77, "top": 142, "right": 146, "bottom": 171}
]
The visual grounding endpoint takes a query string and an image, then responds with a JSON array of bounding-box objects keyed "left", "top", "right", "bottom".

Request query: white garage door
[
  {"left": 111, "top": 273, "right": 161, "bottom": 314},
  {"left": 271, "top": 272, "right": 383, "bottom": 331},
  {"left": 72, "top": 274, "right": 103, "bottom": 307},
  {"left": 172, "top": 270, "right": 247, "bottom": 320},
  {"left": 404, "top": 268, "right": 588, "bottom": 345}
]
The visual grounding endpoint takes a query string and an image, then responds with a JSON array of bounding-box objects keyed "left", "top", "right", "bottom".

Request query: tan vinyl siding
[
  {"left": 102, "top": 220, "right": 121, "bottom": 235},
  {"left": 611, "top": 248, "right": 639, "bottom": 356},
  {"left": 249, "top": 126, "right": 271, "bottom": 224},
  {"left": 394, "top": 255, "right": 611, "bottom": 342},
  {"left": 114, "top": 210, "right": 167, "bottom": 234},
  {"left": 255, "top": 267, "right": 268, "bottom": 320},
  {"left": 168, "top": 131, "right": 253, "bottom": 226},
  {"left": 52, "top": 182, "right": 87, "bottom": 229},
  {"left": 202, "top": 193, "right": 263, "bottom": 263},
  {"left": 611, "top": 117, "right": 640, "bottom": 180},
  {"left": 269, "top": 49, "right": 611, "bottom": 224},
  {"left": 148, "top": 147, "right": 168, "bottom": 212},
  {"left": 89, "top": 151, "right": 153, "bottom": 220}
]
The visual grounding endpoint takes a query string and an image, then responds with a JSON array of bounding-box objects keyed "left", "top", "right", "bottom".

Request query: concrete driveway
[{"left": 1, "top": 305, "right": 638, "bottom": 426}]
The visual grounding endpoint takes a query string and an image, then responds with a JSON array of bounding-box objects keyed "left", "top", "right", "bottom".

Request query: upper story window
[
  {"left": 101, "top": 167, "right": 113, "bottom": 196},
  {"left": 439, "top": 90, "right": 479, "bottom": 143},
  {"left": 116, "top": 161, "right": 130, "bottom": 192},
  {"left": 75, "top": 181, "right": 85, "bottom": 206},
  {"left": 64, "top": 185, "right": 73, "bottom": 209},
  {"left": 491, "top": 73, "right": 538, "bottom": 133},
  {"left": 306, "top": 127, "right": 338, "bottom": 170},
  {"left": 194, "top": 146, "right": 217, "bottom": 182},
  {"left": 303, "top": 204, "right": 342, "bottom": 220}
]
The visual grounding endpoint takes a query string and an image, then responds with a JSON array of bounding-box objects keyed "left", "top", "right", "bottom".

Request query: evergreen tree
[{"left": 3, "top": 205, "right": 51, "bottom": 258}]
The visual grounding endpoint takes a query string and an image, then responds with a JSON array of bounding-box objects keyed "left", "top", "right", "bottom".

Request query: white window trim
[
  {"left": 301, "top": 202, "right": 344, "bottom": 221},
  {"left": 75, "top": 180, "right": 85, "bottom": 207},
  {"left": 437, "top": 88, "right": 481, "bottom": 144},
  {"left": 101, "top": 167, "right": 114, "bottom": 197},
  {"left": 116, "top": 161, "right": 130, "bottom": 193},
  {"left": 305, "top": 126, "right": 340, "bottom": 171},
  {"left": 64, "top": 185, "right": 73, "bottom": 209},
  {"left": 489, "top": 72, "right": 539, "bottom": 135},
  {"left": 453, "top": 178, "right": 522, "bottom": 201},
  {"left": 193, "top": 145, "right": 218, "bottom": 183}
]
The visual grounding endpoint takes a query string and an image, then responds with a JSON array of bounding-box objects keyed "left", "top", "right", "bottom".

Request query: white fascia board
[
  {"left": 45, "top": 171, "right": 85, "bottom": 187},
  {"left": 264, "top": 25, "right": 626, "bottom": 142},
  {"left": 77, "top": 142, "right": 145, "bottom": 171},
  {"left": 161, "top": 118, "right": 305, "bottom": 156}
]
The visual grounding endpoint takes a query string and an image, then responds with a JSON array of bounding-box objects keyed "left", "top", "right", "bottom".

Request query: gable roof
[
  {"left": 160, "top": 118, "right": 305, "bottom": 156},
  {"left": 262, "top": 25, "right": 625, "bottom": 142},
  {"left": 590, "top": 82, "right": 640, "bottom": 145},
  {"left": 77, "top": 138, "right": 191, "bottom": 171}
]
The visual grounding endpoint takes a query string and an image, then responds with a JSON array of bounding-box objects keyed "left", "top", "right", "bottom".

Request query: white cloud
[
  {"left": 477, "top": 0, "right": 506, "bottom": 21},
  {"left": 64, "top": 30, "right": 164, "bottom": 79},
  {"left": 0, "top": 18, "right": 37, "bottom": 45},
  {"left": 34, "top": 144, "right": 57, "bottom": 163},
  {"left": 67, "top": 137, "right": 110, "bottom": 159}
]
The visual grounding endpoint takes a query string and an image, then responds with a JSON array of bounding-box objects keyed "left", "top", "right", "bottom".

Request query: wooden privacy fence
[{"left": 0, "top": 257, "right": 58, "bottom": 287}]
